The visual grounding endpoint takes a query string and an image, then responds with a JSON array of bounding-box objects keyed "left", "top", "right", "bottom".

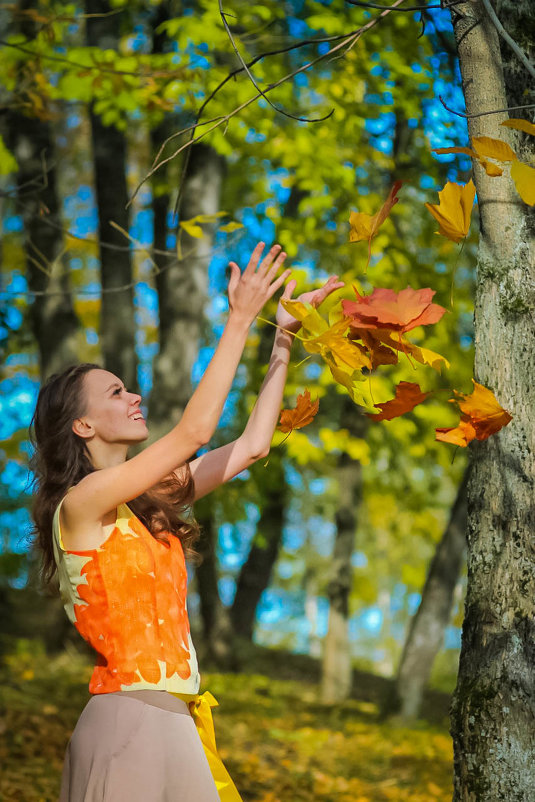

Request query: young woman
[{"left": 31, "top": 242, "right": 343, "bottom": 801}]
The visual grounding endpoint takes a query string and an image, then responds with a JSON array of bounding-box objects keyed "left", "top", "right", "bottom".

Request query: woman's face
[{"left": 76, "top": 369, "right": 148, "bottom": 445}]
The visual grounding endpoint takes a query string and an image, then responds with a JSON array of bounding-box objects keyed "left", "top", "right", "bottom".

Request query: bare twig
[
  {"left": 480, "top": 0, "right": 535, "bottom": 81},
  {"left": 131, "top": 0, "right": 408, "bottom": 207},
  {"left": 345, "top": 0, "right": 464, "bottom": 10},
  {"left": 218, "top": 0, "right": 334, "bottom": 124},
  {"left": 0, "top": 38, "right": 187, "bottom": 79},
  {"left": 439, "top": 96, "right": 535, "bottom": 119}
]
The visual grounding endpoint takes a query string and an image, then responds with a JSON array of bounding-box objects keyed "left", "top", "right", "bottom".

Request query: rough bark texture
[
  {"left": 148, "top": 143, "right": 225, "bottom": 441},
  {"left": 85, "top": 0, "right": 137, "bottom": 391},
  {"left": 321, "top": 398, "right": 366, "bottom": 704},
  {"left": 385, "top": 470, "right": 468, "bottom": 720},
  {"left": 450, "top": 3, "right": 535, "bottom": 800},
  {"left": 7, "top": 2, "right": 81, "bottom": 378},
  {"left": 231, "top": 452, "right": 287, "bottom": 640}
]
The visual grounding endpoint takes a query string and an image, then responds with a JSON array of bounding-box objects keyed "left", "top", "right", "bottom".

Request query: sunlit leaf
[
  {"left": 424, "top": 179, "right": 476, "bottom": 243},
  {"left": 367, "top": 381, "right": 430, "bottom": 421},
  {"left": 219, "top": 221, "right": 244, "bottom": 233},
  {"left": 436, "top": 380, "right": 512, "bottom": 446},
  {"left": 500, "top": 118, "right": 535, "bottom": 136},
  {"left": 277, "top": 389, "right": 319, "bottom": 433},
  {"left": 349, "top": 181, "right": 402, "bottom": 266},
  {"left": 471, "top": 136, "right": 517, "bottom": 163},
  {"left": 342, "top": 286, "right": 446, "bottom": 333},
  {"left": 510, "top": 160, "right": 535, "bottom": 205}
]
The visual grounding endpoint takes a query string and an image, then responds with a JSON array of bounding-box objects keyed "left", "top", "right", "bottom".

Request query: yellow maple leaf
[
  {"left": 424, "top": 179, "right": 476, "bottom": 243},
  {"left": 510, "top": 160, "right": 535, "bottom": 205},
  {"left": 349, "top": 181, "right": 402, "bottom": 267},
  {"left": 500, "top": 118, "right": 535, "bottom": 137},
  {"left": 471, "top": 136, "right": 517, "bottom": 163}
]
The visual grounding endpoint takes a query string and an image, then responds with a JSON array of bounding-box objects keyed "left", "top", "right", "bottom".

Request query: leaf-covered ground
[{"left": 0, "top": 641, "right": 453, "bottom": 802}]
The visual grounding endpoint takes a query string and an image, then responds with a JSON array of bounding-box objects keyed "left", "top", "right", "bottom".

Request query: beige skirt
[{"left": 59, "top": 690, "right": 220, "bottom": 802}]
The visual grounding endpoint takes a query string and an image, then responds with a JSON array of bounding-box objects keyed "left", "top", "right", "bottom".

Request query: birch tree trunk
[
  {"left": 450, "top": 3, "right": 535, "bottom": 798},
  {"left": 85, "top": 0, "right": 137, "bottom": 390},
  {"left": 321, "top": 398, "right": 366, "bottom": 703},
  {"left": 384, "top": 470, "right": 468, "bottom": 720}
]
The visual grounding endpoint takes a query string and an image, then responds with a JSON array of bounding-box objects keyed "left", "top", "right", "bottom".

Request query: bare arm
[
  {"left": 182, "top": 274, "right": 345, "bottom": 501},
  {"left": 186, "top": 327, "right": 295, "bottom": 500},
  {"left": 62, "top": 244, "right": 291, "bottom": 531}
]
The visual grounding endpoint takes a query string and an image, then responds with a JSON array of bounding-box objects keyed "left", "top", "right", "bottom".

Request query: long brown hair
[{"left": 30, "top": 363, "right": 200, "bottom": 584}]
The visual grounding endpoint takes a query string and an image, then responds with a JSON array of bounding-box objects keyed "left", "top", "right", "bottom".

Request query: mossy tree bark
[{"left": 450, "top": 2, "right": 535, "bottom": 799}]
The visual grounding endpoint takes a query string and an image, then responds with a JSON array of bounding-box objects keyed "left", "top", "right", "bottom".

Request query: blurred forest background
[{"left": 0, "top": 0, "right": 512, "bottom": 799}]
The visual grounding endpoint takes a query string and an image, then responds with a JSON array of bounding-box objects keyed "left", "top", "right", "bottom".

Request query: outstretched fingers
[{"left": 266, "top": 268, "right": 293, "bottom": 299}]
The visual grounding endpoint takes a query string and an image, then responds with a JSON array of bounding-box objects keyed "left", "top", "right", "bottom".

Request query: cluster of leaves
[{"left": 276, "top": 122, "right": 534, "bottom": 447}]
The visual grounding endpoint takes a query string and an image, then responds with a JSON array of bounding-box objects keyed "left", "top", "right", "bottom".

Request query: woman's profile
[{"left": 30, "top": 242, "right": 343, "bottom": 801}]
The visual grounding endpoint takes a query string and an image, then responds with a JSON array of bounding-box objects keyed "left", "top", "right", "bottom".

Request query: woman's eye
[{"left": 113, "top": 388, "right": 122, "bottom": 396}]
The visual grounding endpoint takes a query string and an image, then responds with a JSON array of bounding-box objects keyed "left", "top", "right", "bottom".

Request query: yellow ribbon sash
[{"left": 172, "top": 691, "right": 243, "bottom": 802}]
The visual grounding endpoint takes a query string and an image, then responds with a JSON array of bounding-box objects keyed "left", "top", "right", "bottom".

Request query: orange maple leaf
[
  {"left": 367, "top": 382, "right": 430, "bottom": 422},
  {"left": 342, "top": 286, "right": 446, "bottom": 333},
  {"left": 436, "top": 380, "right": 512, "bottom": 446},
  {"left": 277, "top": 389, "right": 319, "bottom": 433},
  {"left": 349, "top": 181, "right": 402, "bottom": 267},
  {"left": 425, "top": 179, "right": 476, "bottom": 243}
]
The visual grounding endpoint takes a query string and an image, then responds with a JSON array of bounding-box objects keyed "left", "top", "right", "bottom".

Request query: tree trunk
[
  {"left": 85, "top": 0, "right": 137, "bottom": 390},
  {"left": 384, "top": 469, "right": 468, "bottom": 720},
  {"left": 231, "top": 452, "right": 287, "bottom": 640},
  {"left": 450, "top": 3, "right": 535, "bottom": 799},
  {"left": 148, "top": 143, "right": 225, "bottom": 441},
  {"left": 7, "top": 2, "right": 81, "bottom": 379},
  {"left": 321, "top": 398, "right": 366, "bottom": 703},
  {"left": 195, "top": 502, "right": 233, "bottom": 666}
]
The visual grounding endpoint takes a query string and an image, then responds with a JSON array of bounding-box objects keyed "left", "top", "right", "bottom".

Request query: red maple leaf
[{"left": 342, "top": 286, "right": 446, "bottom": 333}]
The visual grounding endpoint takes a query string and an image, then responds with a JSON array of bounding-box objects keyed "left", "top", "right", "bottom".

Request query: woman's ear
[{"left": 72, "top": 419, "right": 94, "bottom": 439}]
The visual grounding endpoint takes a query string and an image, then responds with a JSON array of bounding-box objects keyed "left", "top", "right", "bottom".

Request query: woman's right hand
[{"left": 227, "top": 242, "right": 292, "bottom": 324}]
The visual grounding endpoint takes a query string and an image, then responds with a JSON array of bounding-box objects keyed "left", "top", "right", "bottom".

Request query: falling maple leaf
[
  {"left": 510, "top": 161, "right": 535, "bottom": 205},
  {"left": 349, "top": 181, "right": 402, "bottom": 266},
  {"left": 425, "top": 179, "right": 476, "bottom": 243},
  {"left": 342, "top": 286, "right": 446, "bottom": 333},
  {"left": 436, "top": 380, "right": 512, "bottom": 446},
  {"left": 367, "top": 382, "right": 430, "bottom": 422},
  {"left": 432, "top": 146, "right": 503, "bottom": 177},
  {"left": 277, "top": 389, "right": 319, "bottom": 433},
  {"left": 471, "top": 136, "right": 517, "bottom": 163},
  {"left": 500, "top": 118, "right": 535, "bottom": 137}
]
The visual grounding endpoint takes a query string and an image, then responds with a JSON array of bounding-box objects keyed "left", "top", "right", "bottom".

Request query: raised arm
[
  {"left": 186, "top": 274, "right": 345, "bottom": 500},
  {"left": 63, "top": 244, "right": 291, "bottom": 529}
]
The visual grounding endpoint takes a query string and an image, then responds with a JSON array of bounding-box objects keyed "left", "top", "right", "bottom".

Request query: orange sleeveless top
[{"left": 52, "top": 498, "right": 200, "bottom": 696}]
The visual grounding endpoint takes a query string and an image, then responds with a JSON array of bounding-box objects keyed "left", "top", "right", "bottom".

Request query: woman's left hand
[{"left": 276, "top": 275, "right": 346, "bottom": 334}]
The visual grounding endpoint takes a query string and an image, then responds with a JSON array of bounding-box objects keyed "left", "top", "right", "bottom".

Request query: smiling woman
[{"left": 28, "top": 239, "right": 344, "bottom": 802}]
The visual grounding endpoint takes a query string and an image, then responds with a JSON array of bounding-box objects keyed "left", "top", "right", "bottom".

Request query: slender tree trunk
[
  {"left": 85, "top": 0, "right": 137, "bottom": 390},
  {"left": 231, "top": 452, "right": 287, "bottom": 640},
  {"left": 450, "top": 3, "right": 535, "bottom": 799},
  {"left": 147, "top": 143, "right": 225, "bottom": 440},
  {"left": 384, "top": 469, "right": 468, "bottom": 720},
  {"left": 194, "top": 504, "right": 233, "bottom": 665},
  {"left": 321, "top": 398, "right": 366, "bottom": 703},
  {"left": 7, "top": 2, "right": 81, "bottom": 379}
]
